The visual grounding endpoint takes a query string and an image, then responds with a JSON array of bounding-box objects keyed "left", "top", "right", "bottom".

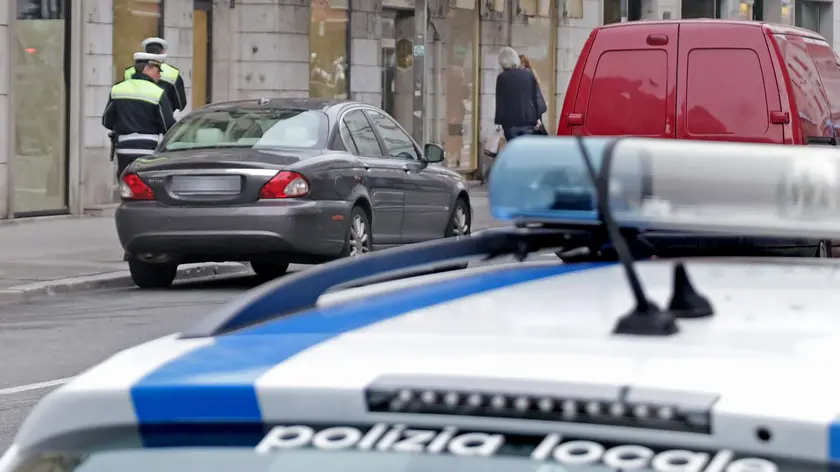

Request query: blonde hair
[{"left": 498, "top": 47, "right": 520, "bottom": 69}]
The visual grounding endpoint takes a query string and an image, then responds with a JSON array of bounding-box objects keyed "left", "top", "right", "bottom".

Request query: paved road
[{"left": 0, "top": 189, "right": 528, "bottom": 451}]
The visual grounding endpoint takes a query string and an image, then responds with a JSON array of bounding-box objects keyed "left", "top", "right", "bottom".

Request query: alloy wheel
[
  {"left": 451, "top": 206, "right": 470, "bottom": 236},
  {"left": 349, "top": 214, "right": 370, "bottom": 256}
]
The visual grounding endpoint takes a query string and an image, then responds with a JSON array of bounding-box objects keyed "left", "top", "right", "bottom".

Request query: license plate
[{"left": 170, "top": 175, "right": 241, "bottom": 195}]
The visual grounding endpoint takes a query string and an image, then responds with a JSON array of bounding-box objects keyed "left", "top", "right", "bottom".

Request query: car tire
[
  {"left": 128, "top": 258, "right": 177, "bottom": 289},
  {"left": 341, "top": 205, "right": 372, "bottom": 257},
  {"left": 445, "top": 197, "right": 471, "bottom": 237},
  {"left": 251, "top": 261, "right": 290, "bottom": 279}
]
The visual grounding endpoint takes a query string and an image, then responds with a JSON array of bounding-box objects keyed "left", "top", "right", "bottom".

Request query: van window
[
  {"left": 804, "top": 39, "right": 840, "bottom": 138},
  {"left": 586, "top": 50, "right": 668, "bottom": 136},
  {"left": 685, "top": 49, "right": 768, "bottom": 136},
  {"left": 774, "top": 34, "right": 834, "bottom": 140}
]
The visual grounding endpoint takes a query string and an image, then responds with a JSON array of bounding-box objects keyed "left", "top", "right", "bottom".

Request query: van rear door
[
  {"left": 564, "top": 24, "right": 677, "bottom": 138},
  {"left": 675, "top": 23, "right": 784, "bottom": 144}
]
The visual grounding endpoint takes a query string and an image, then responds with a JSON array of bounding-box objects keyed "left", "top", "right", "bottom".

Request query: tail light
[
  {"left": 259, "top": 171, "right": 310, "bottom": 199},
  {"left": 120, "top": 173, "right": 155, "bottom": 200}
]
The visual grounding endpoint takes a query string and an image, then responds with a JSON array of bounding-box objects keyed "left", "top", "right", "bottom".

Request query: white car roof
[{"left": 7, "top": 258, "right": 840, "bottom": 467}]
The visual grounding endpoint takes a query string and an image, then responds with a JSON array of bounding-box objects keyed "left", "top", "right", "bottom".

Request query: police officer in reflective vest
[
  {"left": 124, "top": 37, "right": 187, "bottom": 112},
  {"left": 103, "top": 52, "right": 176, "bottom": 178}
]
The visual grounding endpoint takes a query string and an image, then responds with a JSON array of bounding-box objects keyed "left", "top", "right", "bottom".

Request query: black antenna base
[
  {"left": 667, "top": 262, "right": 713, "bottom": 318},
  {"left": 612, "top": 301, "right": 679, "bottom": 336}
]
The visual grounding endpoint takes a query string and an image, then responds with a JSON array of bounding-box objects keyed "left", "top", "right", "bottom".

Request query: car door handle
[
  {"left": 402, "top": 164, "right": 410, "bottom": 173},
  {"left": 363, "top": 164, "right": 371, "bottom": 172}
]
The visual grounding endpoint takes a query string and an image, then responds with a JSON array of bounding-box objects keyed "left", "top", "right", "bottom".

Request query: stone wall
[
  {"left": 214, "top": 0, "right": 311, "bottom": 101},
  {"left": 478, "top": 5, "right": 508, "bottom": 144},
  {"left": 164, "top": 0, "right": 193, "bottom": 114},
  {"left": 81, "top": 0, "right": 114, "bottom": 207},
  {"left": 554, "top": 0, "right": 600, "bottom": 123},
  {"left": 350, "top": 0, "right": 383, "bottom": 106},
  {"left": 0, "top": 0, "right": 9, "bottom": 217}
]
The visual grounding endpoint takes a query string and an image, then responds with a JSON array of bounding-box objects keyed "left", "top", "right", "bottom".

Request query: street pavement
[{"left": 0, "top": 186, "right": 522, "bottom": 451}]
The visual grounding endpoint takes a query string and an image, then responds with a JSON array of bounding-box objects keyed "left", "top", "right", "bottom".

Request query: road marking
[{"left": 0, "top": 377, "right": 73, "bottom": 395}]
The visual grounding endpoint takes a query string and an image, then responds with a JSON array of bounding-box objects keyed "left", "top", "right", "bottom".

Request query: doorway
[
  {"left": 381, "top": 9, "right": 415, "bottom": 136},
  {"left": 192, "top": 0, "right": 212, "bottom": 108},
  {"left": 13, "top": 0, "right": 71, "bottom": 215}
]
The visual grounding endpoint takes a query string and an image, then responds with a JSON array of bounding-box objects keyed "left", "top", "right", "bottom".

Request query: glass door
[{"left": 13, "top": 0, "right": 71, "bottom": 215}]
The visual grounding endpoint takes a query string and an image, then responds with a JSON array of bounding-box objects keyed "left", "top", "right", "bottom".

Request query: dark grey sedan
[{"left": 115, "top": 98, "right": 472, "bottom": 288}]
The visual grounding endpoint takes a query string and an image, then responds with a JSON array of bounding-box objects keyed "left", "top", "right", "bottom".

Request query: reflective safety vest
[
  {"left": 110, "top": 78, "right": 164, "bottom": 105},
  {"left": 123, "top": 62, "right": 180, "bottom": 85}
]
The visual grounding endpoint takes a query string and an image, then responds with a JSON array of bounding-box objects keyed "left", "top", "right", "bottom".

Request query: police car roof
[{"left": 11, "top": 257, "right": 840, "bottom": 462}]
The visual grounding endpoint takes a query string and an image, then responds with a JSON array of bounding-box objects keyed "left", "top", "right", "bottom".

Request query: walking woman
[
  {"left": 519, "top": 54, "right": 548, "bottom": 135},
  {"left": 494, "top": 47, "right": 546, "bottom": 142}
]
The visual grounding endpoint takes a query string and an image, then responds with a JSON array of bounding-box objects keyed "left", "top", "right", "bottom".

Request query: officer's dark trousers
[
  {"left": 116, "top": 154, "right": 137, "bottom": 179},
  {"left": 115, "top": 134, "right": 160, "bottom": 179}
]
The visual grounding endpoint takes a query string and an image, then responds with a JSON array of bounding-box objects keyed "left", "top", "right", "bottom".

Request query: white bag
[{"left": 484, "top": 127, "right": 505, "bottom": 158}]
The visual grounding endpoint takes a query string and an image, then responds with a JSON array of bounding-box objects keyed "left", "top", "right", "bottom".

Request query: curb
[
  {"left": 0, "top": 262, "right": 251, "bottom": 304},
  {"left": 84, "top": 204, "right": 119, "bottom": 217}
]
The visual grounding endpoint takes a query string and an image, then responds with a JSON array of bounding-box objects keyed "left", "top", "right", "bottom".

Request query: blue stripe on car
[
  {"left": 130, "top": 262, "right": 612, "bottom": 427},
  {"left": 829, "top": 419, "right": 840, "bottom": 462}
]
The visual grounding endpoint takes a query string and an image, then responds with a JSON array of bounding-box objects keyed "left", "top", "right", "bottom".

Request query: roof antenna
[
  {"left": 574, "top": 137, "right": 679, "bottom": 336},
  {"left": 667, "top": 262, "right": 713, "bottom": 318}
]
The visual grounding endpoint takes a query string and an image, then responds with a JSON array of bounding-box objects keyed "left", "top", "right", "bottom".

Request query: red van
[{"left": 557, "top": 20, "right": 840, "bottom": 257}]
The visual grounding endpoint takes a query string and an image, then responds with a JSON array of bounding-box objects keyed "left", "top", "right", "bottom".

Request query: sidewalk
[
  {"left": 0, "top": 216, "right": 248, "bottom": 302},
  {"left": 0, "top": 216, "right": 125, "bottom": 289}
]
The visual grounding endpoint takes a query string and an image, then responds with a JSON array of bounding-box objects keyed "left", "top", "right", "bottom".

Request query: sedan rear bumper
[{"left": 115, "top": 199, "right": 352, "bottom": 263}]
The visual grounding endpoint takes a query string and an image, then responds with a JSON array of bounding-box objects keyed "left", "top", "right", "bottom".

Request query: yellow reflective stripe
[
  {"left": 110, "top": 79, "right": 164, "bottom": 104},
  {"left": 160, "top": 63, "right": 179, "bottom": 84},
  {"left": 110, "top": 92, "right": 160, "bottom": 104},
  {"left": 123, "top": 67, "right": 134, "bottom": 80}
]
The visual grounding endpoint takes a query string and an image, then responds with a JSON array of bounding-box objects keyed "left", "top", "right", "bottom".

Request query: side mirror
[{"left": 423, "top": 143, "right": 445, "bottom": 163}]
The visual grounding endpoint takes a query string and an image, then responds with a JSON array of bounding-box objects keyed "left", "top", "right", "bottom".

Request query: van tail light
[
  {"left": 259, "top": 171, "right": 310, "bottom": 199},
  {"left": 120, "top": 173, "right": 155, "bottom": 200}
]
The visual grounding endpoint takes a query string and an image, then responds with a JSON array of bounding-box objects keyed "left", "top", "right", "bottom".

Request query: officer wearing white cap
[
  {"left": 104, "top": 52, "right": 176, "bottom": 178},
  {"left": 123, "top": 37, "right": 187, "bottom": 112}
]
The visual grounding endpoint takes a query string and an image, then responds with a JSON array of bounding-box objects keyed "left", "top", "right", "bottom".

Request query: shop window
[
  {"left": 442, "top": 2, "right": 478, "bottom": 170},
  {"left": 13, "top": 0, "right": 70, "bottom": 214},
  {"left": 782, "top": 0, "right": 793, "bottom": 24},
  {"left": 681, "top": 0, "right": 718, "bottom": 18},
  {"left": 603, "top": 0, "right": 642, "bottom": 23},
  {"left": 113, "top": 0, "right": 163, "bottom": 83},
  {"left": 310, "top": 0, "right": 349, "bottom": 98}
]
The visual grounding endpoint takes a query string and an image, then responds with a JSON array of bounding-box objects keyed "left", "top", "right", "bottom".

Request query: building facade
[{"left": 0, "top": 0, "right": 838, "bottom": 218}]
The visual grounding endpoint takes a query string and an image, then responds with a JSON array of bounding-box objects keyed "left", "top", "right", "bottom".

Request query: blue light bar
[{"left": 489, "top": 136, "right": 840, "bottom": 240}]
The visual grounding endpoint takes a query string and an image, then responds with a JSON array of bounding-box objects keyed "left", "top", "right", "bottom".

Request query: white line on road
[{"left": 0, "top": 377, "right": 74, "bottom": 395}]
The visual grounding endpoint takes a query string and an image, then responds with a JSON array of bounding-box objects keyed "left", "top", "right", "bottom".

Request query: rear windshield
[
  {"left": 161, "top": 108, "right": 328, "bottom": 151},
  {"left": 10, "top": 425, "right": 822, "bottom": 472}
]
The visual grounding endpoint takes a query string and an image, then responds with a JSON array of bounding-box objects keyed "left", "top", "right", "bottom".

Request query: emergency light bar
[
  {"left": 364, "top": 376, "right": 718, "bottom": 434},
  {"left": 489, "top": 136, "right": 840, "bottom": 240}
]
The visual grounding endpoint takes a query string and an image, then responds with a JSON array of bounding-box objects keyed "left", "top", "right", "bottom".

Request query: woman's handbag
[
  {"left": 484, "top": 126, "right": 505, "bottom": 158},
  {"left": 480, "top": 127, "right": 506, "bottom": 184}
]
